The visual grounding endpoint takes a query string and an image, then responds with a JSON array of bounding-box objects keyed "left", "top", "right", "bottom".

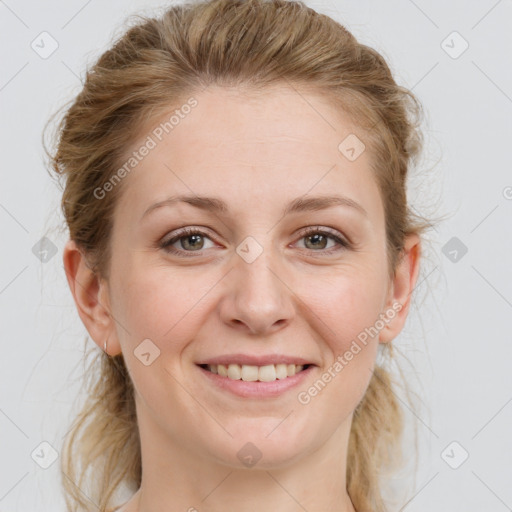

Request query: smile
[
  {"left": 195, "top": 362, "right": 315, "bottom": 398},
  {"left": 199, "top": 363, "right": 310, "bottom": 382}
]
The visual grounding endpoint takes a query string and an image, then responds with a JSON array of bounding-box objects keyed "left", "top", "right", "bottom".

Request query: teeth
[{"left": 205, "top": 363, "right": 306, "bottom": 381}]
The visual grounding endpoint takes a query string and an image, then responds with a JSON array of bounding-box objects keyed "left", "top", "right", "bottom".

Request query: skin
[{"left": 63, "top": 84, "right": 421, "bottom": 512}]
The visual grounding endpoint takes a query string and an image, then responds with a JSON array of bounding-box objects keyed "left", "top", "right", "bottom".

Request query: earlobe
[
  {"left": 379, "top": 234, "right": 421, "bottom": 343},
  {"left": 62, "top": 239, "right": 118, "bottom": 354}
]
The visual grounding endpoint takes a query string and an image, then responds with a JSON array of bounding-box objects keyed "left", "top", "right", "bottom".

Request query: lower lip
[{"left": 196, "top": 364, "right": 315, "bottom": 398}]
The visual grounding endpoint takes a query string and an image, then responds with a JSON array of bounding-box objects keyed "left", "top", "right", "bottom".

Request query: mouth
[
  {"left": 197, "top": 363, "right": 313, "bottom": 382},
  {"left": 195, "top": 360, "right": 316, "bottom": 399}
]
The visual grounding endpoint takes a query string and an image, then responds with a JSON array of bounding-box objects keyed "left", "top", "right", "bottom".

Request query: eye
[
  {"left": 160, "top": 227, "right": 216, "bottom": 257},
  {"left": 159, "top": 226, "right": 350, "bottom": 258},
  {"left": 294, "top": 226, "right": 350, "bottom": 254}
]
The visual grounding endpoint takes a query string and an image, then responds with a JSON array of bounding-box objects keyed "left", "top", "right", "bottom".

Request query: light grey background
[{"left": 1, "top": 0, "right": 511, "bottom": 510}]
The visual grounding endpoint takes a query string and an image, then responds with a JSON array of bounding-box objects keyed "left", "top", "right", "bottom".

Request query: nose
[{"left": 218, "top": 242, "right": 295, "bottom": 335}]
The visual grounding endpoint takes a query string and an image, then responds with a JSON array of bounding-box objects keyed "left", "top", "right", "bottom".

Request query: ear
[
  {"left": 379, "top": 233, "right": 421, "bottom": 343},
  {"left": 62, "top": 239, "right": 121, "bottom": 356}
]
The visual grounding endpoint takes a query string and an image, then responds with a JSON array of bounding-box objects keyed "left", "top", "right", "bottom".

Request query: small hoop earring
[{"left": 104, "top": 338, "right": 108, "bottom": 353}]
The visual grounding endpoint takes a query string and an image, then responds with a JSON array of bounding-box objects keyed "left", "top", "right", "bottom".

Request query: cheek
[
  {"left": 109, "top": 268, "right": 208, "bottom": 402},
  {"left": 296, "top": 272, "right": 384, "bottom": 406},
  {"left": 315, "top": 273, "right": 386, "bottom": 406},
  {"left": 305, "top": 269, "right": 386, "bottom": 349},
  {"left": 299, "top": 278, "right": 382, "bottom": 414},
  {"left": 111, "top": 265, "right": 213, "bottom": 348}
]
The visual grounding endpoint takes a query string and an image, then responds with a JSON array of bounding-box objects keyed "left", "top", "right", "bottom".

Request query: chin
[{"left": 202, "top": 425, "right": 312, "bottom": 470}]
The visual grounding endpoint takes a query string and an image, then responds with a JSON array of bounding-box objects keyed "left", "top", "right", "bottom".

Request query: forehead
[{"left": 114, "top": 84, "right": 384, "bottom": 226}]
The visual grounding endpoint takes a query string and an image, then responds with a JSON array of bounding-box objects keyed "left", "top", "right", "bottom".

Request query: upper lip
[{"left": 196, "top": 354, "right": 316, "bottom": 367}]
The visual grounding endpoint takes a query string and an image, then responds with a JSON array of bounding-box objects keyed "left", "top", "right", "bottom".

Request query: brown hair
[{"left": 44, "top": 0, "right": 437, "bottom": 510}]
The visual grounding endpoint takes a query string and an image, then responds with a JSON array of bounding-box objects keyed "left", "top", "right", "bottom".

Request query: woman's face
[{"left": 88, "top": 85, "right": 417, "bottom": 469}]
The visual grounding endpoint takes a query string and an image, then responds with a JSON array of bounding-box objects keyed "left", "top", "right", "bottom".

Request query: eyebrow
[{"left": 141, "top": 194, "right": 368, "bottom": 220}]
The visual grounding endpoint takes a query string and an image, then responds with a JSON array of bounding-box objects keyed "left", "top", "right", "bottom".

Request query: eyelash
[{"left": 159, "top": 226, "right": 351, "bottom": 258}]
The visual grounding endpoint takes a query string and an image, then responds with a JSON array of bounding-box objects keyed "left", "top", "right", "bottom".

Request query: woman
[{"left": 46, "top": 0, "right": 432, "bottom": 510}]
